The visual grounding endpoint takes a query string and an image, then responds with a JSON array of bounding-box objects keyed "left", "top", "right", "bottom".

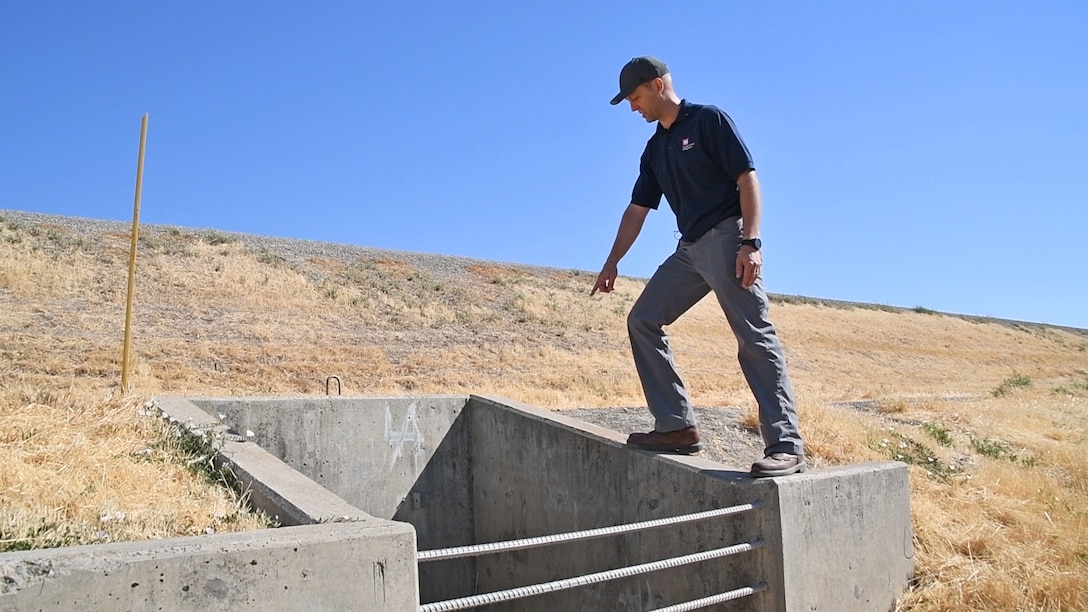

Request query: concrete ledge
[
  {"left": 769, "top": 462, "right": 914, "bottom": 612},
  {"left": 0, "top": 522, "right": 418, "bottom": 611},
  {"left": 216, "top": 438, "right": 375, "bottom": 526},
  {"left": 156, "top": 397, "right": 378, "bottom": 526}
]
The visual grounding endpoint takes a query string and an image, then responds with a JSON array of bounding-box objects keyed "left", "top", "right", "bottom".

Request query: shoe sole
[
  {"left": 750, "top": 461, "right": 808, "bottom": 478},
  {"left": 627, "top": 442, "right": 703, "bottom": 455}
]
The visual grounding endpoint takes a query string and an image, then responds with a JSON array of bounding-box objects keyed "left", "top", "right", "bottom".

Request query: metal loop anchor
[{"left": 326, "top": 375, "right": 342, "bottom": 396}]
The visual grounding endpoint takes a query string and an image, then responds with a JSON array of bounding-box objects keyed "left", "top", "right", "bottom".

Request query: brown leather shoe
[
  {"left": 750, "top": 453, "right": 807, "bottom": 478},
  {"left": 626, "top": 426, "right": 702, "bottom": 454}
]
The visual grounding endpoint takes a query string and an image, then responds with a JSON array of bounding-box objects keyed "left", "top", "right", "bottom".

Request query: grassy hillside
[{"left": 1, "top": 211, "right": 1085, "bottom": 610}]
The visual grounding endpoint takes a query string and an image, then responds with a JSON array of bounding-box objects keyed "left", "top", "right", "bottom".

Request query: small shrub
[
  {"left": 993, "top": 372, "right": 1032, "bottom": 397},
  {"left": 874, "top": 432, "right": 952, "bottom": 480},
  {"left": 971, "top": 437, "right": 1017, "bottom": 462},
  {"left": 913, "top": 306, "right": 937, "bottom": 315},
  {"left": 253, "top": 249, "right": 286, "bottom": 266},
  {"left": 921, "top": 422, "right": 953, "bottom": 446},
  {"left": 138, "top": 234, "right": 158, "bottom": 250},
  {"left": 204, "top": 231, "right": 235, "bottom": 245},
  {"left": 156, "top": 422, "right": 239, "bottom": 491}
]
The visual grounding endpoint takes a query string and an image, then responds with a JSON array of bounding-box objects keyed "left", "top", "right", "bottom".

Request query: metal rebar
[
  {"left": 326, "top": 375, "right": 341, "bottom": 395},
  {"left": 418, "top": 539, "right": 764, "bottom": 612},
  {"left": 418, "top": 502, "right": 760, "bottom": 562},
  {"left": 649, "top": 582, "right": 768, "bottom": 612}
]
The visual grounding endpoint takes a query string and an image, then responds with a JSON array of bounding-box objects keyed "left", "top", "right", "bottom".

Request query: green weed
[
  {"left": 873, "top": 431, "right": 953, "bottom": 481},
  {"left": 921, "top": 422, "right": 953, "bottom": 446},
  {"left": 156, "top": 422, "right": 238, "bottom": 491},
  {"left": 0, "top": 521, "right": 75, "bottom": 552},
  {"left": 993, "top": 372, "right": 1032, "bottom": 396},
  {"left": 970, "top": 436, "right": 1035, "bottom": 466}
]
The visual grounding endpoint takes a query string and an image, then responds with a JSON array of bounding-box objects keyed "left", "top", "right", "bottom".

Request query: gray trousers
[{"left": 627, "top": 216, "right": 803, "bottom": 456}]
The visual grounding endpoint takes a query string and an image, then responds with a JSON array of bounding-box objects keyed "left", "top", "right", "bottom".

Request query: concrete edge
[
  {"left": 153, "top": 396, "right": 380, "bottom": 526},
  {"left": 764, "top": 460, "right": 914, "bottom": 612},
  {"left": 0, "top": 521, "right": 415, "bottom": 575},
  {"left": 467, "top": 394, "right": 754, "bottom": 478},
  {"left": 0, "top": 522, "right": 419, "bottom": 609}
]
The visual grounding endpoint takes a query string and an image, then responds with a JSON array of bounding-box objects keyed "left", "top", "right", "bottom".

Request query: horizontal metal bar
[
  {"left": 419, "top": 539, "right": 764, "bottom": 612},
  {"left": 650, "top": 582, "right": 768, "bottom": 612},
  {"left": 418, "top": 501, "right": 760, "bottom": 562}
]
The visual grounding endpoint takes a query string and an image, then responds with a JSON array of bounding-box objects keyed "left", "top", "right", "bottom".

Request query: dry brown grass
[{"left": 2, "top": 213, "right": 1086, "bottom": 610}]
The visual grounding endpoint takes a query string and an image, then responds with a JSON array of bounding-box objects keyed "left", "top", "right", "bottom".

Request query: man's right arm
[{"left": 591, "top": 203, "right": 651, "bottom": 295}]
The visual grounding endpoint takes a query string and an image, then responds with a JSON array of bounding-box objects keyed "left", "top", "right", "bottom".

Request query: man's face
[{"left": 626, "top": 80, "right": 661, "bottom": 123}]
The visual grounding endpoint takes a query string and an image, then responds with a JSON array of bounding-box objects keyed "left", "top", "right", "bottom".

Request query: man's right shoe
[
  {"left": 626, "top": 426, "right": 703, "bottom": 454},
  {"left": 750, "top": 453, "right": 807, "bottom": 478}
]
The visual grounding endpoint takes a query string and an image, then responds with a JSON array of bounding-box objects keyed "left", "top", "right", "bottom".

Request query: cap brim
[{"left": 609, "top": 89, "right": 629, "bottom": 105}]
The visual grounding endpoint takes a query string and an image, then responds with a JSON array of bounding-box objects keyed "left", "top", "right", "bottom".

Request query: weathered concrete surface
[
  {"left": 2, "top": 394, "right": 912, "bottom": 611},
  {"left": 466, "top": 394, "right": 769, "bottom": 611},
  {"left": 0, "top": 522, "right": 418, "bottom": 612},
  {"left": 183, "top": 395, "right": 475, "bottom": 604},
  {"left": 767, "top": 463, "right": 915, "bottom": 612},
  {"left": 186, "top": 396, "right": 469, "bottom": 522},
  {"left": 156, "top": 396, "right": 380, "bottom": 526},
  {"left": 464, "top": 395, "right": 912, "bottom": 611}
]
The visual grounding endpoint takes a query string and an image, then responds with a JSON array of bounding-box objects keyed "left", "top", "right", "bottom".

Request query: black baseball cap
[{"left": 610, "top": 56, "right": 669, "bottom": 105}]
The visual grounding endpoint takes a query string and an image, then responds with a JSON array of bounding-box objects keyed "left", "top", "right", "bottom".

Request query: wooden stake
[{"left": 121, "top": 114, "right": 148, "bottom": 393}]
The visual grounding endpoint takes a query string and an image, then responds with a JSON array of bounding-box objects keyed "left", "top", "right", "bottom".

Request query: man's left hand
[{"left": 736, "top": 245, "right": 762, "bottom": 288}]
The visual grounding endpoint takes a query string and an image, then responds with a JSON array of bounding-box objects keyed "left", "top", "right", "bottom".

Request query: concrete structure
[
  {"left": 0, "top": 522, "right": 418, "bottom": 611},
  {"left": 1, "top": 395, "right": 913, "bottom": 611}
]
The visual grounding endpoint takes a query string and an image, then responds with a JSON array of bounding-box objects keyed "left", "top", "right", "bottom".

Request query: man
[{"left": 591, "top": 56, "right": 805, "bottom": 478}]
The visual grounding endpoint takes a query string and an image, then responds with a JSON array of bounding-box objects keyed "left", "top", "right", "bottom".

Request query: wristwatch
[{"left": 741, "top": 238, "right": 762, "bottom": 250}]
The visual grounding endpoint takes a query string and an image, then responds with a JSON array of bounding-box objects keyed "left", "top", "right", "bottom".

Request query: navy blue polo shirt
[{"left": 630, "top": 100, "right": 755, "bottom": 242}]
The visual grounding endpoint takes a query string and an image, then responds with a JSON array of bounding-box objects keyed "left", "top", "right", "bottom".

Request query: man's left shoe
[
  {"left": 750, "top": 453, "right": 807, "bottom": 478},
  {"left": 626, "top": 426, "right": 702, "bottom": 454}
]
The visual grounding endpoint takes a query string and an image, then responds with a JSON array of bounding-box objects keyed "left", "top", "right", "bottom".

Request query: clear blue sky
[{"left": 2, "top": 1, "right": 1086, "bottom": 328}]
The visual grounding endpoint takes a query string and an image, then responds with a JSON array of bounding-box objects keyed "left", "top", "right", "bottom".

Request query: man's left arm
[{"left": 736, "top": 169, "right": 762, "bottom": 288}]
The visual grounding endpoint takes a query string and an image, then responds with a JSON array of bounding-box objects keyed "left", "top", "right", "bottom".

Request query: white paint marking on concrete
[{"left": 385, "top": 401, "right": 424, "bottom": 467}]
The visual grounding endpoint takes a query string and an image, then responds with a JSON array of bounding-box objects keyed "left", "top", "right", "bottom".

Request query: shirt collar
[{"left": 657, "top": 99, "right": 692, "bottom": 133}]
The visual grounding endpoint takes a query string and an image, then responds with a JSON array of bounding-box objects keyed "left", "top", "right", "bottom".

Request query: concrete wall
[
  {"left": 3, "top": 394, "right": 913, "bottom": 611},
  {"left": 186, "top": 396, "right": 470, "bottom": 522},
  {"left": 769, "top": 463, "right": 915, "bottom": 612},
  {"left": 0, "top": 522, "right": 418, "bottom": 612},
  {"left": 466, "top": 395, "right": 766, "bottom": 611},
  {"left": 185, "top": 395, "right": 476, "bottom": 604},
  {"left": 465, "top": 395, "right": 913, "bottom": 612}
]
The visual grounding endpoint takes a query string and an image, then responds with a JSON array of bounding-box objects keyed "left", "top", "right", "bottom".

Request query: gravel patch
[{"left": 560, "top": 405, "right": 765, "bottom": 471}]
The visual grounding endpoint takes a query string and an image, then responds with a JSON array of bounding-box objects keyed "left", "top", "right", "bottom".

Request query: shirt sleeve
[
  {"left": 630, "top": 144, "right": 663, "bottom": 209},
  {"left": 704, "top": 108, "right": 755, "bottom": 180}
]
